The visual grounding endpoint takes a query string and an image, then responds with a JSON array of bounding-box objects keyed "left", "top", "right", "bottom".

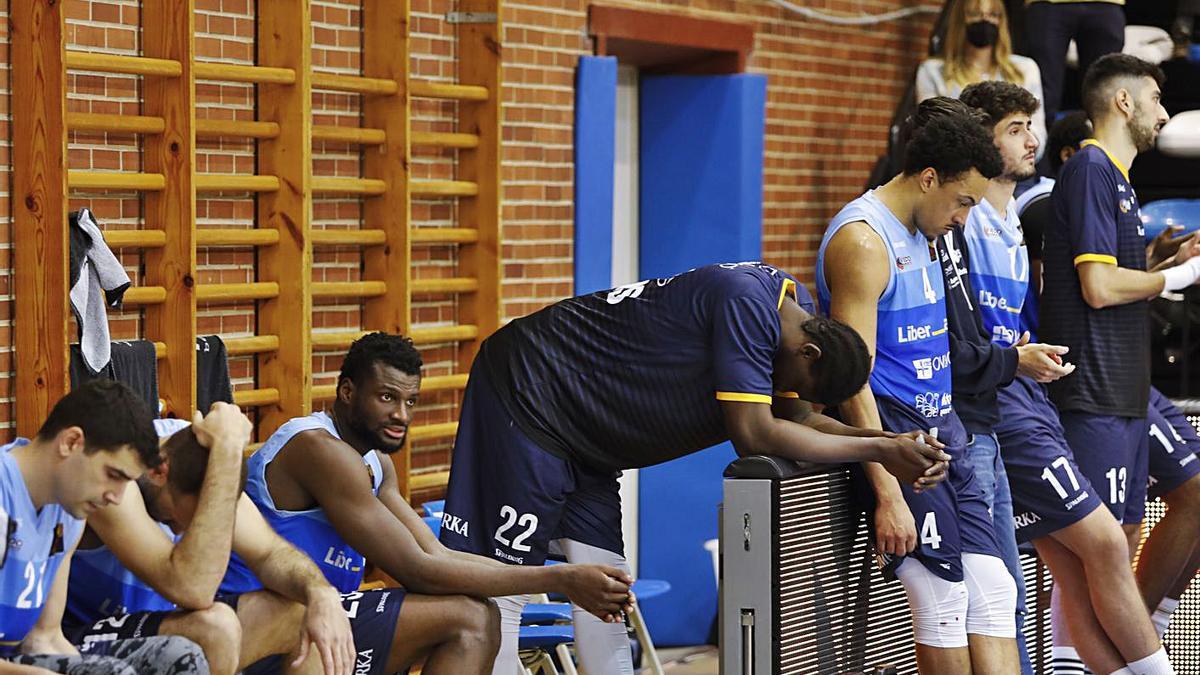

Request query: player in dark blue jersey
[
  {"left": 1, "top": 381, "right": 207, "bottom": 675},
  {"left": 1038, "top": 54, "right": 1199, "bottom": 675},
  {"left": 819, "top": 111, "right": 1023, "bottom": 673},
  {"left": 442, "top": 263, "right": 951, "bottom": 674}
]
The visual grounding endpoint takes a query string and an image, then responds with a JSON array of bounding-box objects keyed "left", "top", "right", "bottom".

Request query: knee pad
[
  {"left": 962, "top": 553, "right": 1018, "bottom": 638},
  {"left": 895, "top": 558, "right": 969, "bottom": 648}
]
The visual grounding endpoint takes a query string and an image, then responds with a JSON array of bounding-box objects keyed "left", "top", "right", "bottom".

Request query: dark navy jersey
[
  {"left": 480, "top": 262, "right": 809, "bottom": 472},
  {"left": 1, "top": 441, "right": 85, "bottom": 656},
  {"left": 1041, "top": 141, "right": 1149, "bottom": 417}
]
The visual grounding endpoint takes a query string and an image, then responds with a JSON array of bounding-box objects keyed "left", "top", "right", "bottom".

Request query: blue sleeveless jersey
[
  {"left": 964, "top": 198, "right": 1029, "bottom": 347},
  {"left": 223, "top": 412, "right": 385, "bottom": 594},
  {"left": 1, "top": 441, "right": 85, "bottom": 655},
  {"left": 817, "top": 192, "right": 953, "bottom": 420},
  {"left": 65, "top": 523, "right": 178, "bottom": 626}
]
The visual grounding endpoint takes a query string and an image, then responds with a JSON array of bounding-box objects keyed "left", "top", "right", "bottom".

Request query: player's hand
[
  {"left": 876, "top": 435, "right": 949, "bottom": 492},
  {"left": 189, "top": 402, "right": 252, "bottom": 458},
  {"left": 1015, "top": 332, "right": 1075, "bottom": 383},
  {"left": 873, "top": 496, "right": 917, "bottom": 556},
  {"left": 292, "top": 588, "right": 356, "bottom": 675},
  {"left": 558, "top": 564, "right": 633, "bottom": 623},
  {"left": 1155, "top": 226, "right": 1199, "bottom": 268}
]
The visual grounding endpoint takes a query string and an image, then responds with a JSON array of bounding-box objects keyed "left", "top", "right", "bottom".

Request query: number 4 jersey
[{"left": 1, "top": 440, "right": 85, "bottom": 656}]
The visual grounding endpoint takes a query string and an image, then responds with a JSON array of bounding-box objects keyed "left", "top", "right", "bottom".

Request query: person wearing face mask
[{"left": 916, "top": 0, "right": 1047, "bottom": 158}]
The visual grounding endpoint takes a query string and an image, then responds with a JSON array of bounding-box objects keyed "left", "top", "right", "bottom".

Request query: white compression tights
[{"left": 491, "top": 538, "right": 635, "bottom": 675}]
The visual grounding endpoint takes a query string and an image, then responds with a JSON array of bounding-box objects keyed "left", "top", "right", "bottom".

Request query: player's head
[
  {"left": 34, "top": 379, "right": 158, "bottom": 518},
  {"left": 1082, "top": 53, "right": 1168, "bottom": 153},
  {"left": 960, "top": 80, "right": 1040, "bottom": 182},
  {"left": 776, "top": 314, "right": 871, "bottom": 407},
  {"left": 943, "top": 0, "right": 1020, "bottom": 84},
  {"left": 336, "top": 332, "right": 423, "bottom": 454},
  {"left": 142, "top": 425, "right": 250, "bottom": 533},
  {"left": 1048, "top": 111, "right": 1092, "bottom": 174},
  {"left": 901, "top": 105, "right": 1002, "bottom": 239}
]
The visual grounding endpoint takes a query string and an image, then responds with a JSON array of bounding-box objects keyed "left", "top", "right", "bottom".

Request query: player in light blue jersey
[
  {"left": 65, "top": 403, "right": 361, "bottom": 675},
  {"left": 1, "top": 380, "right": 207, "bottom": 675},
  {"left": 818, "top": 112, "right": 1021, "bottom": 674}
]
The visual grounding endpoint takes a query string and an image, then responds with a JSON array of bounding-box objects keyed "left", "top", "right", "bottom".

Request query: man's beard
[
  {"left": 347, "top": 405, "right": 405, "bottom": 454},
  {"left": 1005, "top": 164, "right": 1038, "bottom": 183},
  {"left": 1128, "top": 105, "right": 1157, "bottom": 152}
]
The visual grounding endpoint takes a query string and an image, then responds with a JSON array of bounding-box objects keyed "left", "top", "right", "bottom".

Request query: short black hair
[
  {"left": 959, "top": 80, "right": 1040, "bottom": 128},
  {"left": 898, "top": 96, "right": 985, "bottom": 149},
  {"left": 161, "top": 428, "right": 248, "bottom": 496},
  {"left": 37, "top": 379, "right": 159, "bottom": 468},
  {"left": 1048, "top": 111, "right": 1092, "bottom": 172},
  {"left": 801, "top": 316, "right": 871, "bottom": 407},
  {"left": 1082, "top": 54, "right": 1165, "bottom": 120},
  {"left": 339, "top": 332, "right": 423, "bottom": 386},
  {"left": 902, "top": 111, "right": 1003, "bottom": 181}
]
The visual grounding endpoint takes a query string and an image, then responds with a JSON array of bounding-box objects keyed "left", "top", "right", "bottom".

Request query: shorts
[
  {"left": 71, "top": 589, "right": 405, "bottom": 675},
  {"left": 1142, "top": 387, "right": 1200, "bottom": 506},
  {"left": 857, "top": 398, "right": 1001, "bottom": 583},
  {"left": 7, "top": 636, "right": 207, "bottom": 675},
  {"left": 1059, "top": 410, "right": 1149, "bottom": 526},
  {"left": 995, "top": 377, "right": 1104, "bottom": 543},
  {"left": 440, "top": 361, "right": 625, "bottom": 565}
]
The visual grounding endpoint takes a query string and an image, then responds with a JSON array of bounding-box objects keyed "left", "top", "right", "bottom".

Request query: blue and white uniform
[
  {"left": 66, "top": 524, "right": 178, "bottom": 627},
  {"left": 1, "top": 440, "right": 85, "bottom": 657},
  {"left": 817, "top": 192, "right": 1000, "bottom": 583}
]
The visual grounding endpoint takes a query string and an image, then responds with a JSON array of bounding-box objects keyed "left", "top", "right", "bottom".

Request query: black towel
[
  {"left": 195, "top": 336, "right": 233, "bottom": 412},
  {"left": 70, "top": 340, "right": 159, "bottom": 412}
]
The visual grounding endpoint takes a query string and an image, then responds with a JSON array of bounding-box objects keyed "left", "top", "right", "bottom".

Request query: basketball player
[
  {"left": 439, "top": 262, "right": 952, "bottom": 675},
  {"left": 1, "top": 380, "right": 207, "bottom": 675},
  {"left": 818, "top": 111, "right": 1021, "bottom": 673}
]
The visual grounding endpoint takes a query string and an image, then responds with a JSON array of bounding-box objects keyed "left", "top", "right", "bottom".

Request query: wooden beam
[
  {"left": 257, "top": 0, "right": 314, "bottom": 439},
  {"left": 409, "top": 470, "right": 451, "bottom": 491},
  {"left": 410, "top": 180, "right": 478, "bottom": 197},
  {"left": 311, "top": 176, "right": 387, "bottom": 196},
  {"left": 311, "top": 125, "right": 386, "bottom": 145},
  {"left": 13, "top": 0, "right": 69, "bottom": 435},
  {"left": 196, "top": 119, "right": 280, "bottom": 139},
  {"left": 411, "top": 227, "right": 478, "bottom": 243},
  {"left": 123, "top": 286, "right": 169, "bottom": 305},
  {"left": 142, "top": 0, "right": 198, "bottom": 419},
  {"left": 64, "top": 50, "right": 182, "bottom": 77},
  {"left": 311, "top": 281, "right": 387, "bottom": 299},
  {"left": 195, "top": 174, "right": 280, "bottom": 192},
  {"left": 311, "top": 71, "right": 398, "bottom": 95},
  {"left": 224, "top": 335, "right": 280, "bottom": 355},
  {"left": 194, "top": 61, "right": 296, "bottom": 84},
  {"left": 409, "top": 80, "right": 488, "bottom": 101},
  {"left": 310, "top": 229, "right": 387, "bottom": 246},
  {"left": 195, "top": 282, "right": 280, "bottom": 303},
  {"left": 411, "top": 131, "right": 479, "bottom": 149},
  {"left": 311, "top": 331, "right": 366, "bottom": 352},
  {"left": 195, "top": 228, "right": 280, "bottom": 247},
  {"left": 409, "top": 422, "right": 458, "bottom": 442},
  {"left": 410, "top": 277, "right": 478, "bottom": 294},
  {"left": 232, "top": 387, "right": 281, "bottom": 407},
  {"left": 410, "top": 325, "right": 479, "bottom": 344},
  {"left": 68, "top": 171, "right": 166, "bottom": 191},
  {"left": 310, "top": 372, "right": 468, "bottom": 402},
  {"left": 67, "top": 112, "right": 165, "bottom": 135},
  {"left": 104, "top": 229, "right": 168, "bottom": 248}
]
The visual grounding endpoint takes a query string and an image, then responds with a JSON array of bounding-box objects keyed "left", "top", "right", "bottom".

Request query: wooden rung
[
  {"left": 410, "top": 423, "right": 458, "bottom": 442},
  {"left": 311, "top": 177, "right": 387, "bottom": 196},
  {"left": 194, "top": 61, "right": 296, "bottom": 84},
  {"left": 311, "top": 72, "right": 398, "bottom": 95},
  {"left": 312, "top": 331, "right": 368, "bottom": 351},
  {"left": 411, "top": 180, "right": 478, "bottom": 197},
  {"left": 310, "top": 229, "right": 387, "bottom": 246},
  {"left": 196, "top": 119, "right": 280, "bottom": 139},
  {"left": 423, "top": 373, "right": 470, "bottom": 392},
  {"left": 312, "top": 281, "right": 387, "bottom": 299},
  {"left": 411, "top": 131, "right": 479, "bottom": 149},
  {"left": 410, "top": 325, "right": 479, "bottom": 344},
  {"left": 310, "top": 384, "right": 337, "bottom": 401},
  {"left": 196, "top": 174, "right": 280, "bottom": 192},
  {"left": 409, "top": 80, "right": 489, "bottom": 101},
  {"left": 232, "top": 388, "right": 281, "bottom": 407},
  {"left": 104, "top": 230, "right": 167, "bottom": 248},
  {"left": 69, "top": 171, "right": 166, "bottom": 191},
  {"left": 243, "top": 442, "right": 264, "bottom": 457},
  {"left": 411, "top": 227, "right": 478, "bottom": 243},
  {"left": 123, "top": 286, "right": 168, "bottom": 305},
  {"left": 409, "top": 470, "right": 452, "bottom": 491},
  {"left": 312, "top": 125, "right": 386, "bottom": 145},
  {"left": 196, "top": 282, "right": 280, "bottom": 303},
  {"left": 154, "top": 342, "right": 166, "bottom": 358},
  {"left": 196, "top": 229, "right": 280, "bottom": 247},
  {"left": 67, "top": 112, "right": 165, "bottom": 135},
  {"left": 65, "top": 50, "right": 182, "bottom": 77},
  {"left": 223, "top": 335, "right": 280, "bottom": 355},
  {"left": 411, "top": 277, "right": 478, "bottom": 294}
]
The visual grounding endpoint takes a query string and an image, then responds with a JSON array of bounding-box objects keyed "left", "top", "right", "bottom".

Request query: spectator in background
[
  {"left": 916, "top": 0, "right": 1047, "bottom": 155},
  {"left": 1026, "top": 0, "right": 1125, "bottom": 127}
]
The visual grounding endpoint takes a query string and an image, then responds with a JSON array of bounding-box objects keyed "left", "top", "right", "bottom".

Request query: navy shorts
[
  {"left": 1059, "top": 410, "right": 1149, "bottom": 525},
  {"left": 1141, "top": 388, "right": 1200, "bottom": 506},
  {"left": 72, "top": 590, "right": 405, "bottom": 675},
  {"left": 440, "top": 361, "right": 624, "bottom": 565},
  {"left": 858, "top": 398, "right": 1000, "bottom": 583},
  {"left": 995, "top": 377, "right": 1104, "bottom": 543}
]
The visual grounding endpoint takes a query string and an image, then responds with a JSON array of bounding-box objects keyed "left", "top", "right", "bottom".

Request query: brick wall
[{"left": 0, "top": 1, "right": 933, "bottom": 483}]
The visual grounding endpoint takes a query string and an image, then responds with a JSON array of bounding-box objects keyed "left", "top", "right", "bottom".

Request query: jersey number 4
[{"left": 920, "top": 512, "right": 942, "bottom": 549}]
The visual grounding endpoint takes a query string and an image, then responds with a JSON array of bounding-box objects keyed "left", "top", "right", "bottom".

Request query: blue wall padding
[
  {"left": 573, "top": 56, "right": 618, "bottom": 295},
  {"left": 636, "top": 73, "right": 767, "bottom": 646}
]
